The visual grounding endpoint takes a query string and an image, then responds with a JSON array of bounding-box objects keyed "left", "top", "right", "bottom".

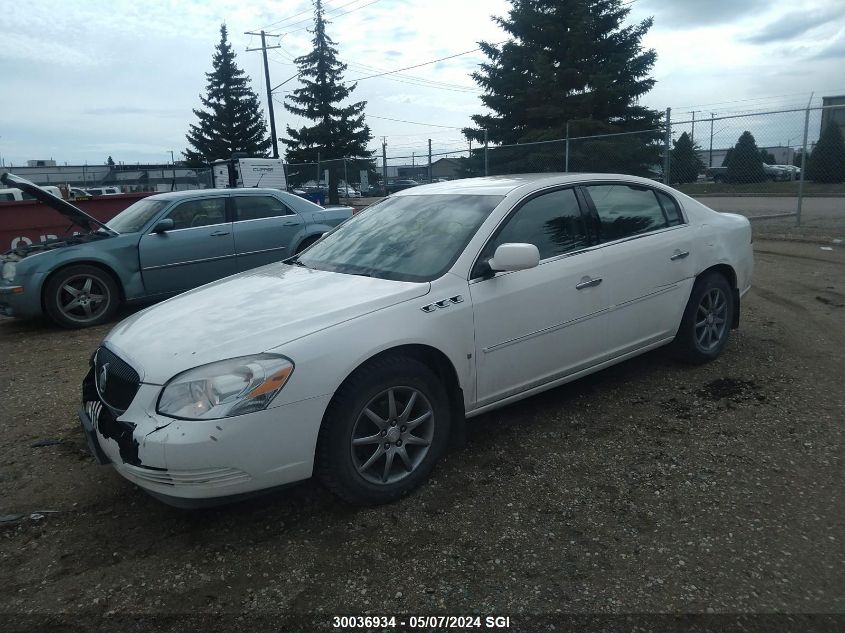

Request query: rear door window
[
  {"left": 584, "top": 184, "right": 669, "bottom": 242},
  {"left": 234, "top": 195, "right": 292, "bottom": 221}
]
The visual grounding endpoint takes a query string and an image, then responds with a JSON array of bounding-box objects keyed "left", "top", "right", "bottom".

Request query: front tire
[
  {"left": 43, "top": 265, "right": 119, "bottom": 328},
  {"left": 316, "top": 355, "right": 451, "bottom": 505},
  {"left": 672, "top": 271, "right": 734, "bottom": 364}
]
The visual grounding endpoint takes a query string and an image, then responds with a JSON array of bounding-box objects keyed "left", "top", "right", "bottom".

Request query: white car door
[
  {"left": 580, "top": 183, "right": 696, "bottom": 357},
  {"left": 469, "top": 187, "right": 613, "bottom": 407}
]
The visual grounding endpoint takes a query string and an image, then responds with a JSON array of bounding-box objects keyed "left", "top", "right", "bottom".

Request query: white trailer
[{"left": 211, "top": 158, "right": 287, "bottom": 190}]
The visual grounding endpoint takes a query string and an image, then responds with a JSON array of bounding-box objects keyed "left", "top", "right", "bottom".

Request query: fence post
[
  {"left": 316, "top": 152, "right": 321, "bottom": 184},
  {"left": 484, "top": 129, "right": 489, "bottom": 177},
  {"left": 565, "top": 121, "right": 570, "bottom": 173},
  {"left": 343, "top": 158, "right": 348, "bottom": 197},
  {"left": 663, "top": 107, "right": 671, "bottom": 185},
  {"left": 796, "top": 106, "right": 811, "bottom": 227},
  {"left": 381, "top": 139, "right": 387, "bottom": 196},
  {"left": 708, "top": 113, "right": 714, "bottom": 168},
  {"left": 428, "top": 139, "right": 432, "bottom": 183}
]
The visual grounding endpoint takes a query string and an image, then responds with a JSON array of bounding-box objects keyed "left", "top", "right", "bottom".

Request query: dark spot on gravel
[{"left": 696, "top": 377, "right": 758, "bottom": 400}]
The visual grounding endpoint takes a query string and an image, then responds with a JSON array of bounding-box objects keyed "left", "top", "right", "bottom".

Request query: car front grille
[{"left": 94, "top": 346, "right": 141, "bottom": 413}]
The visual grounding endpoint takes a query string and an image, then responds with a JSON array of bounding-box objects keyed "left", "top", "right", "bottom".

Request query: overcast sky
[{"left": 1, "top": 0, "right": 843, "bottom": 167}]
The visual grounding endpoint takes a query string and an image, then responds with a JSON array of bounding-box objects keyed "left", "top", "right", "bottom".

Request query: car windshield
[
  {"left": 297, "top": 194, "right": 503, "bottom": 282},
  {"left": 107, "top": 198, "right": 170, "bottom": 233}
]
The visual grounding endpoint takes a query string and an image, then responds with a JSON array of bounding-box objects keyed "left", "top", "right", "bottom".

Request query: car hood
[
  {"left": 0, "top": 172, "right": 117, "bottom": 235},
  {"left": 104, "top": 263, "right": 431, "bottom": 384}
]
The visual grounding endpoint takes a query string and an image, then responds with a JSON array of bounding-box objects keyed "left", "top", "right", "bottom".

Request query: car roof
[
  {"left": 145, "top": 188, "right": 286, "bottom": 201},
  {"left": 391, "top": 173, "right": 665, "bottom": 197}
]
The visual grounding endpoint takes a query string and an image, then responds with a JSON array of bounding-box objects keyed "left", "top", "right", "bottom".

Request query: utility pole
[
  {"left": 565, "top": 121, "right": 570, "bottom": 173},
  {"left": 168, "top": 150, "right": 176, "bottom": 190},
  {"left": 428, "top": 139, "right": 432, "bottom": 183},
  {"left": 245, "top": 30, "right": 282, "bottom": 158},
  {"left": 382, "top": 137, "right": 388, "bottom": 196},
  {"left": 663, "top": 108, "right": 671, "bottom": 185}
]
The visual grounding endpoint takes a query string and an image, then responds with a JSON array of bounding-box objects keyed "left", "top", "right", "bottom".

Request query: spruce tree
[
  {"left": 283, "top": 0, "right": 373, "bottom": 204},
  {"left": 670, "top": 132, "right": 703, "bottom": 184},
  {"left": 726, "top": 131, "right": 766, "bottom": 184},
  {"left": 184, "top": 24, "right": 271, "bottom": 166},
  {"left": 464, "top": 0, "right": 661, "bottom": 176},
  {"left": 106, "top": 156, "right": 115, "bottom": 166},
  {"left": 807, "top": 120, "right": 845, "bottom": 183}
]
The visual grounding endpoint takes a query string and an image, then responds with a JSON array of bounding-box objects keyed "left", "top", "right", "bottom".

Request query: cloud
[
  {"left": 82, "top": 107, "right": 185, "bottom": 118},
  {"left": 636, "top": 0, "right": 769, "bottom": 27},
  {"left": 742, "top": 8, "right": 845, "bottom": 44},
  {"left": 813, "top": 33, "right": 845, "bottom": 60}
]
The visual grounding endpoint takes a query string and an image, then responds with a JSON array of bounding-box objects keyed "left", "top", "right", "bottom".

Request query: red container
[{"left": 0, "top": 193, "right": 152, "bottom": 250}]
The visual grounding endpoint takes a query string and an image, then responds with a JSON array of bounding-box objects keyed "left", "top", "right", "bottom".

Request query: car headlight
[
  {"left": 157, "top": 354, "right": 294, "bottom": 420},
  {"left": 2, "top": 261, "right": 16, "bottom": 281}
]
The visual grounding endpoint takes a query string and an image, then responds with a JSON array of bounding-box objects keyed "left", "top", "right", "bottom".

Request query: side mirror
[
  {"left": 153, "top": 218, "right": 174, "bottom": 233},
  {"left": 488, "top": 243, "right": 540, "bottom": 273}
]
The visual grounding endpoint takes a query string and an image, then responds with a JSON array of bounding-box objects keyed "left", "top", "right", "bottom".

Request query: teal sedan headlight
[
  {"left": 2, "top": 261, "right": 16, "bottom": 281},
  {"left": 157, "top": 354, "right": 294, "bottom": 420}
]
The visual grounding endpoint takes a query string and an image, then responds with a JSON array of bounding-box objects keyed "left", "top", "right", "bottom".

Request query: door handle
[
  {"left": 209, "top": 230, "right": 230, "bottom": 237},
  {"left": 281, "top": 222, "right": 299, "bottom": 226},
  {"left": 670, "top": 250, "right": 690, "bottom": 260},
  {"left": 575, "top": 276, "right": 602, "bottom": 290}
]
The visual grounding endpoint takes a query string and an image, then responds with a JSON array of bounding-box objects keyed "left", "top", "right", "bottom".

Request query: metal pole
[
  {"left": 343, "top": 158, "right": 348, "bottom": 197},
  {"left": 663, "top": 108, "right": 671, "bottom": 185},
  {"left": 484, "top": 129, "right": 489, "bottom": 177},
  {"left": 565, "top": 121, "right": 570, "bottom": 173},
  {"left": 316, "top": 151, "right": 321, "bottom": 184},
  {"left": 796, "top": 104, "right": 812, "bottom": 226},
  {"left": 428, "top": 139, "right": 432, "bottom": 182},
  {"left": 261, "top": 31, "right": 279, "bottom": 158},
  {"left": 382, "top": 139, "right": 387, "bottom": 196},
  {"left": 708, "top": 113, "right": 714, "bottom": 167}
]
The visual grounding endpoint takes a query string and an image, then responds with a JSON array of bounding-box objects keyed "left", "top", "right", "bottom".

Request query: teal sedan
[{"left": 0, "top": 173, "right": 353, "bottom": 328}]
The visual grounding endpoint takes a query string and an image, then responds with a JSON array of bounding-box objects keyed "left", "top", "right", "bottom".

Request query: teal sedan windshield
[
  {"left": 297, "top": 194, "right": 503, "bottom": 282},
  {"left": 107, "top": 199, "right": 170, "bottom": 233}
]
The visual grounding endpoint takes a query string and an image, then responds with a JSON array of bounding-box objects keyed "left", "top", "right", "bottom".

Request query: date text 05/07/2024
[{"left": 332, "top": 615, "right": 512, "bottom": 629}]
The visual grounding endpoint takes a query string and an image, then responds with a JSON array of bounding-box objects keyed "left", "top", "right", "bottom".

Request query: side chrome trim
[
  {"left": 235, "top": 246, "right": 287, "bottom": 257},
  {"left": 142, "top": 252, "right": 237, "bottom": 271},
  {"left": 481, "top": 283, "right": 681, "bottom": 353}
]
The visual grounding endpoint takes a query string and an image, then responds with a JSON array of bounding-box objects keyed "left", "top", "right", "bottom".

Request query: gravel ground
[{"left": 0, "top": 222, "right": 843, "bottom": 631}]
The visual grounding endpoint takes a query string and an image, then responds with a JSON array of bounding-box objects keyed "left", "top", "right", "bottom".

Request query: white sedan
[{"left": 80, "top": 174, "right": 753, "bottom": 507}]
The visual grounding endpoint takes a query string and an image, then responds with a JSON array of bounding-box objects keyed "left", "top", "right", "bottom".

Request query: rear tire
[
  {"left": 316, "top": 355, "right": 451, "bottom": 505},
  {"left": 43, "top": 265, "right": 119, "bottom": 328},
  {"left": 672, "top": 271, "right": 734, "bottom": 364}
]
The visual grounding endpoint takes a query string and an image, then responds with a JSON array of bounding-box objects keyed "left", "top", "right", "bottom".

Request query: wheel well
[
  {"left": 295, "top": 233, "right": 322, "bottom": 253},
  {"left": 698, "top": 264, "right": 740, "bottom": 328},
  {"left": 333, "top": 344, "right": 466, "bottom": 443},
  {"left": 41, "top": 261, "right": 125, "bottom": 311}
]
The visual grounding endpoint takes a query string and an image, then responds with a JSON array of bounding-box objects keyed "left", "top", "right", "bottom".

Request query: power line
[
  {"left": 257, "top": 0, "right": 367, "bottom": 33},
  {"left": 269, "top": 0, "right": 386, "bottom": 36},
  {"left": 367, "top": 114, "right": 465, "bottom": 129},
  {"left": 348, "top": 44, "right": 500, "bottom": 82}
]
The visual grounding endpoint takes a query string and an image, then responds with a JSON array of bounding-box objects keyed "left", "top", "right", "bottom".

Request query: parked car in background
[
  {"left": 85, "top": 186, "right": 122, "bottom": 196},
  {"left": 338, "top": 185, "right": 362, "bottom": 198},
  {"left": 386, "top": 179, "right": 420, "bottom": 194},
  {"left": 763, "top": 164, "right": 791, "bottom": 182},
  {"left": 78, "top": 174, "right": 752, "bottom": 507},
  {"left": 0, "top": 173, "right": 353, "bottom": 327},
  {"left": 69, "top": 187, "right": 92, "bottom": 200},
  {"left": 0, "top": 185, "right": 63, "bottom": 201}
]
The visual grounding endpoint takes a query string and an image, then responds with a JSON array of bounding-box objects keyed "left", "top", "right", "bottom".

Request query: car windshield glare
[
  {"left": 107, "top": 199, "right": 170, "bottom": 233},
  {"left": 298, "top": 194, "right": 503, "bottom": 282}
]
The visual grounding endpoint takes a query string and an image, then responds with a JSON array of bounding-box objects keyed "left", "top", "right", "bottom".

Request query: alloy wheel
[
  {"left": 350, "top": 386, "right": 435, "bottom": 485},
  {"left": 694, "top": 287, "right": 728, "bottom": 351},
  {"left": 56, "top": 274, "right": 111, "bottom": 324}
]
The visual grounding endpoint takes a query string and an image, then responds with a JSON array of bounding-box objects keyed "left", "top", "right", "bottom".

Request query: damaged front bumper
[{"left": 79, "top": 366, "right": 329, "bottom": 507}]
